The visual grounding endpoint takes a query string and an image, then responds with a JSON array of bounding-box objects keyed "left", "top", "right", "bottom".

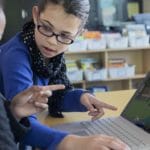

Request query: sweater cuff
[
  {"left": 4, "top": 101, "right": 31, "bottom": 142},
  {"left": 47, "top": 131, "right": 68, "bottom": 150}
]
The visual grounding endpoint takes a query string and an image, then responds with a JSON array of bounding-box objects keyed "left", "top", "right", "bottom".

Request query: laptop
[{"left": 52, "top": 72, "right": 150, "bottom": 150}]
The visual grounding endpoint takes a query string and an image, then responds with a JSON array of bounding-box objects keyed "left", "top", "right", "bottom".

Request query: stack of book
[
  {"left": 66, "top": 60, "right": 78, "bottom": 72},
  {"left": 108, "top": 58, "right": 126, "bottom": 68}
]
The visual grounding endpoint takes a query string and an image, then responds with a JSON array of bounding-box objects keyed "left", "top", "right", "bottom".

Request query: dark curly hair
[{"left": 37, "top": 0, "right": 90, "bottom": 27}]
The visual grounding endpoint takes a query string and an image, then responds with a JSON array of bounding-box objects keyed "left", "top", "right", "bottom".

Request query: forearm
[{"left": 57, "top": 135, "right": 80, "bottom": 150}]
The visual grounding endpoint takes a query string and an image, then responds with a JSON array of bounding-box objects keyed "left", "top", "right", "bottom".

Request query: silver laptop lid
[{"left": 121, "top": 72, "right": 150, "bottom": 133}]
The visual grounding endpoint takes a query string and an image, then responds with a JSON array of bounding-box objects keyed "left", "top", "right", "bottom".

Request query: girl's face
[{"left": 32, "top": 3, "right": 82, "bottom": 58}]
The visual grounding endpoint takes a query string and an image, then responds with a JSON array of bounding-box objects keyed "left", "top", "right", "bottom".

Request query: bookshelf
[{"left": 65, "top": 46, "right": 150, "bottom": 91}]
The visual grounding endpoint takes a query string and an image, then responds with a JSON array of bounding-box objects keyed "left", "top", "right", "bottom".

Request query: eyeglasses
[{"left": 36, "top": 23, "right": 75, "bottom": 45}]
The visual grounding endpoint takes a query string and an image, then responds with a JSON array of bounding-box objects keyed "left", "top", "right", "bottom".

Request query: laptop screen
[{"left": 122, "top": 74, "right": 150, "bottom": 133}]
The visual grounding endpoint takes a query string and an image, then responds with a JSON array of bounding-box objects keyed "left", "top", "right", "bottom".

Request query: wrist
[
  {"left": 10, "top": 104, "right": 21, "bottom": 121},
  {"left": 80, "top": 92, "right": 89, "bottom": 104},
  {"left": 57, "top": 135, "right": 81, "bottom": 150}
]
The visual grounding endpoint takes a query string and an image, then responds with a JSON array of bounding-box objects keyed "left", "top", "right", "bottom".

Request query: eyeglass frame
[{"left": 36, "top": 18, "right": 78, "bottom": 45}]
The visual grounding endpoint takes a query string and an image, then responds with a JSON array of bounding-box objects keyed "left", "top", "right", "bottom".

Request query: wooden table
[{"left": 38, "top": 90, "right": 136, "bottom": 126}]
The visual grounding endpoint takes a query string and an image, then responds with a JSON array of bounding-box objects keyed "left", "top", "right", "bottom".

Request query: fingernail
[{"left": 41, "top": 90, "right": 52, "bottom": 96}]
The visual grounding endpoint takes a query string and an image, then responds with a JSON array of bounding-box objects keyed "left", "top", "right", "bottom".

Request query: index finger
[
  {"left": 97, "top": 101, "right": 117, "bottom": 110},
  {"left": 21, "top": 84, "right": 65, "bottom": 98},
  {"left": 92, "top": 97, "right": 117, "bottom": 110},
  {"left": 42, "top": 84, "right": 65, "bottom": 91},
  {"left": 36, "top": 85, "right": 65, "bottom": 97}
]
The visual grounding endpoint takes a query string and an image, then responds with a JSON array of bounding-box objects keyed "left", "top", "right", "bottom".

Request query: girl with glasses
[{"left": 0, "top": 0, "right": 130, "bottom": 149}]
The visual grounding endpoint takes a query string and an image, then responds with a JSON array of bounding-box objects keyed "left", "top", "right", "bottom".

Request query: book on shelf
[
  {"left": 66, "top": 60, "right": 79, "bottom": 72},
  {"left": 108, "top": 58, "right": 126, "bottom": 68}
]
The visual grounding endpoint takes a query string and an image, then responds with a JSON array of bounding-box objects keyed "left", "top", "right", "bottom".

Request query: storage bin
[
  {"left": 68, "top": 40, "right": 87, "bottom": 52},
  {"left": 126, "top": 65, "right": 135, "bottom": 77},
  {"left": 108, "top": 65, "right": 135, "bottom": 78},
  {"left": 87, "top": 86, "right": 108, "bottom": 93},
  {"left": 108, "top": 67, "right": 125, "bottom": 78},
  {"left": 67, "top": 70, "right": 83, "bottom": 81},
  {"left": 129, "top": 36, "right": 150, "bottom": 47},
  {"left": 87, "top": 39, "right": 106, "bottom": 50},
  {"left": 84, "top": 69, "right": 107, "bottom": 81},
  {"left": 79, "top": 58, "right": 99, "bottom": 70},
  {"left": 107, "top": 37, "right": 128, "bottom": 49}
]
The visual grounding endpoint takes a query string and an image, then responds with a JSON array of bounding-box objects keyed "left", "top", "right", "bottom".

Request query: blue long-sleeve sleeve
[
  {"left": 22, "top": 116, "right": 68, "bottom": 150},
  {"left": 62, "top": 89, "right": 87, "bottom": 112}
]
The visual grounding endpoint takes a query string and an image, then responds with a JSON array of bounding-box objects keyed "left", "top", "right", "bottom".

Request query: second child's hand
[
  {"left": 10, "top": 84, "right": 65, "bottom": 120},
  {"left": 80, "top": 93, "right": 117, "bottom": 121}
]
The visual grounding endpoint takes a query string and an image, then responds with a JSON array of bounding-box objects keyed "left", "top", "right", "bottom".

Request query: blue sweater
[{"left": 0, "top": 33, "right": 87, "bottom": 149}]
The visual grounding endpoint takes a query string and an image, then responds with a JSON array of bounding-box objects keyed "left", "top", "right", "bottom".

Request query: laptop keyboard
[{"left": 81, "top": 118, "right": 150, "bottom": 149}]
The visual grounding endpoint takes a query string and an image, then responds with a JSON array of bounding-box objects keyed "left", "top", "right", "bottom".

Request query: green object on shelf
[{"left": 76, "top": 36, "right": 84, "bottom": 41}]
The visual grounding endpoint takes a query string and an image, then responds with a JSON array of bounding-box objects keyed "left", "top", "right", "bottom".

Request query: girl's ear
[{"left": 32, "top": 6, "right": 39, "bottom": 25}]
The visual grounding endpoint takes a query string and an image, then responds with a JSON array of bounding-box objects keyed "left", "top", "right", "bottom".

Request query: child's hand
[
  {"left": 57, "top": 134, "right": 131, "bottom": 150},
  {"left": 10, "top": 85, "right": 65, "bottom": 120},
  {"left": 80, "top": 93, "right": 117, "bottom": 121}
]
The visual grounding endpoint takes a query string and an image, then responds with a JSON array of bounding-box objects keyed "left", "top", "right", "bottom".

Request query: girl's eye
[
  {"left": 43, "top": 25, "right": 52, "bottom": 32},
  {"left": 60, "top": 33, "right": 70, "bottom": 39}
]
